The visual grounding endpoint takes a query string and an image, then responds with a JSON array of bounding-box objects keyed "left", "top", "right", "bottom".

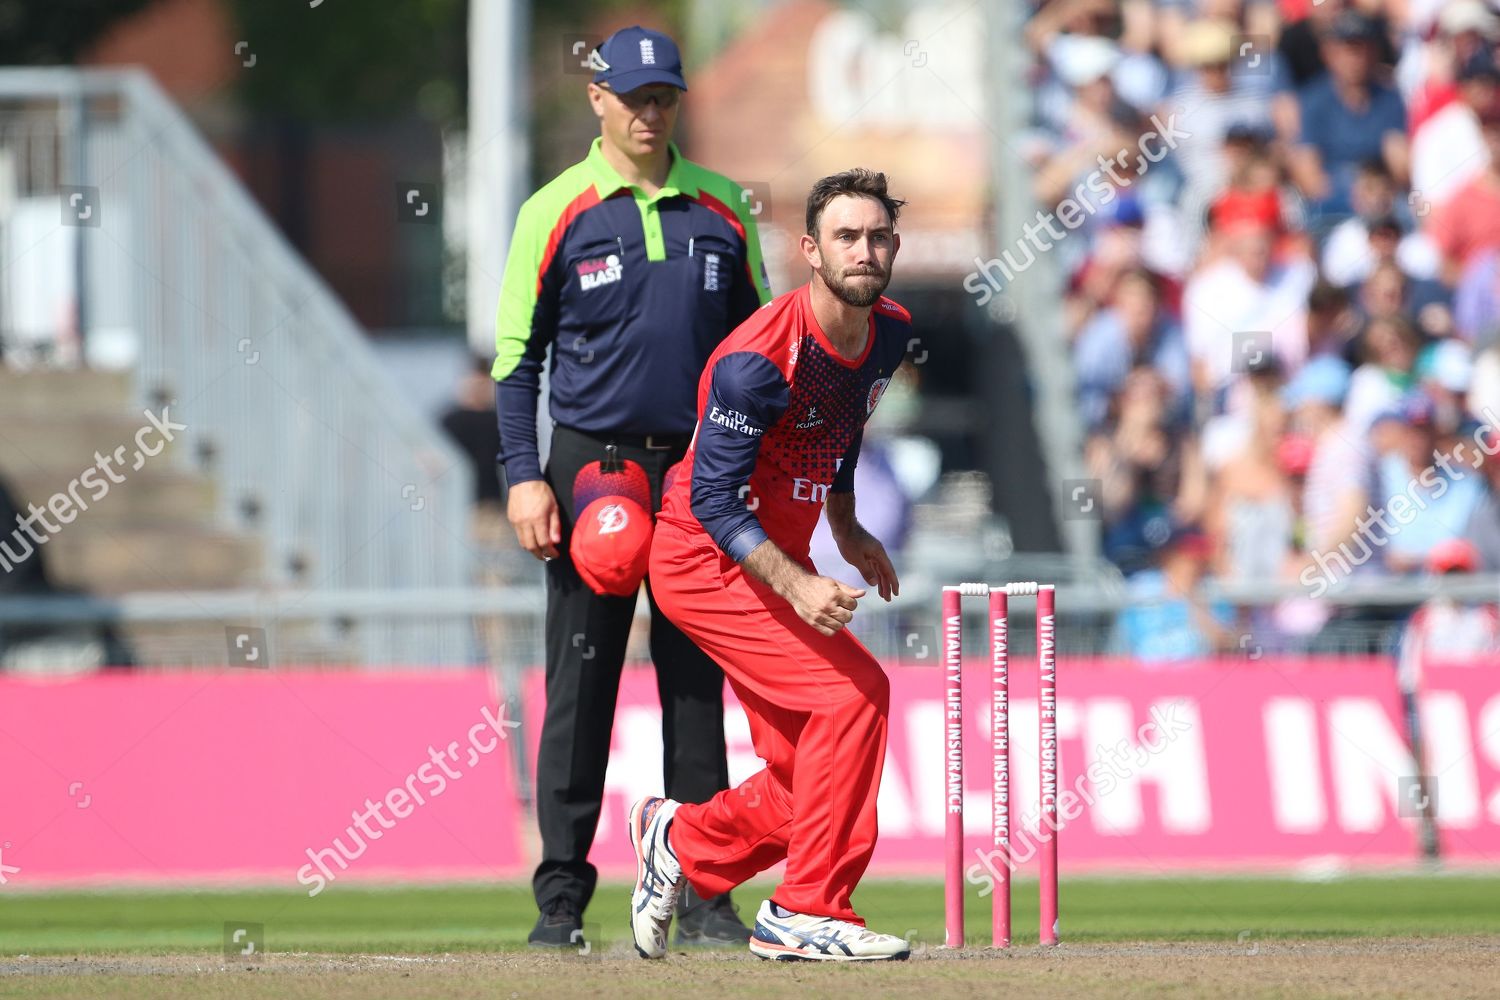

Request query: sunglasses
[{"left": 598, "top": 84, "right": 681, "bottom": 111}]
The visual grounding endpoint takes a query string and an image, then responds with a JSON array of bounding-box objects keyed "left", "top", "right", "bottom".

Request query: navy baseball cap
[
  {"left": 589, "top": 26, "right": 688, "bottom": 93},
  {"left": 1325, "top": 11, "right": 1381, "bottom": 42}
]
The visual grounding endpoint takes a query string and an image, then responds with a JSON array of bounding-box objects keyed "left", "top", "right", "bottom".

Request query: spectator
[
  {"left": 1372, "top": 393, "right": 1483, "bottom": 574},
  {"left": 1453, "top": 247, "right": 1500, "bottom": 344},
  {"left": 1201, "top": 349, "right": 1283, "bottom": 472},
  {"left": 439, "top": 356, "right": 504, "bottom": 506},
  {"left": 1280, "top": 0, "right": 1399, "bottom": 90},
  {"left": 1345, "top": 314, "right": 1422, "bottom": 432},
  {"left": 0, "top": 475, "right": 47, "bottom": 595},
  {"left": 1410, "top": 46, "right": 1500, "bottom": 209},
  {"left": 1469, "top": 341, "right": 1500, "bottom": 415},
  {"left": 1397, "top": 539, "right": 1500, "bottom": 687},
  {"left": 1074, "top": 268, "right": 1192, "bottom": 430},
  {"left": 1417, "top": 337, "right": 1474, "bottom": 428},
  {"left": 1321, "top": 160, "right": 1441, "bottom": 286},
  {"left": 1351, "top": 259, "right": 1414, "bottom": 327},
  {"left": 1051, "top": 34, "right": 1127, "bottom": 140},
  {"left": 1287, "top": 11, "right": 1409, "bottom": 222},
  {"left": 1032, "top": 59, "right": 1144, "bottom": 221},
  {"left": 1305, "top": 280, "right": 1361, "bottom": 361},
  {"left": 1109, "top": 0, "right": 1172, "bottom": 114},
  {"left": 1463, "top": 430, "right": 1500, "bottom": 568},
  {"left": 1027, "top": 0, "right": 1139, "bottom": 134},
  {"left": 1112, "top": 528, "right": 1234, "bottom": 662},
  {"left": 1204, "top": 363, "right": 1296, "bottom": 581},
  {"left": 1088, "top": 366, "right": 1208, "bottom": 573},
  {"left": 1164, "top": 20, "right": 1275, "bottom": 215},
  {"left": 1428, "top": 102, "right": 1500, "bottom": 282},
  {"left": 0, "top": 475, "right": 132, "bottom": 668},
  {"left": 1346, "top": 231, "right": 1451, "bottom": 329},
  {"left": 1065, "top": 198, "right": 1151, "bottom": 340},
  {"left": 1287, "top": 356, "right": 1375, "bottom": 563},
  {"left": 1402, "top": 0, "right": 1500, "bottom": 134},
  {"left": 1181, "top": 218, "right": 1315, "bottom": 406},
  {"left": 1205, "top": 133, "right": 1306, "bottom": 256}
]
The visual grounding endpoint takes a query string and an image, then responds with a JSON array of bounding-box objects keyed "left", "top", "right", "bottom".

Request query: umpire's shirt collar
[{"left": 585, "top": 137, "right": 696, "bottom": 201}]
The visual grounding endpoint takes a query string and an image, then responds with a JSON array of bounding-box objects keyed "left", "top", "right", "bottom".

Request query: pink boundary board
[
  {"left": 0, "top": 670, "right": 527, "bottom": 889},
  {"left": 3, "top": 658, "right": 1496, "bottom": 887},
  {"left": 523, "top": 658, "right": 1500, "bottom": 878}
]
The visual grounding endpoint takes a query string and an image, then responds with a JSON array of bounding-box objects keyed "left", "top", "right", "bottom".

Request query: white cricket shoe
[
  {"left": 748, "top": 900, "right": 911, "bottom": 961},
  {"left": 628, "top": 796, "right": 683, "bottom": 959}
]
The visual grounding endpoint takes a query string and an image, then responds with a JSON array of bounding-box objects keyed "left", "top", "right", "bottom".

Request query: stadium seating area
[{"left": 1027, "top": 0, "right": 1500, "bottom": 653}]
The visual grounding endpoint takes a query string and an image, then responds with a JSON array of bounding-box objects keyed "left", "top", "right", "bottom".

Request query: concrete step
[
  {"left": 0, "top": 413, "right": 183, "bottom": 476},
  {"left": 36, "top": 525, "right": 261, "bottom": 594},
  {"left": 0, "top": 370, "right": 135, "bottom": 418},
  {"left": 1, "top": 466, "right": 217, "bottom": 527},
  {"left": 0, "top": 371, "right": 266, "bottom": 598}
]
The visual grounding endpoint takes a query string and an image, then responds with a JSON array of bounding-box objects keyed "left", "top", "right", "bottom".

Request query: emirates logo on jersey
[
  {"left": 577, "top": 254, "right": 624, "bottom": 291},
  {"left": 866, "top": 377, "right": 891, "bottom": 416},
  {"left": 596, "top": 503, "right": 630, "bottom": 534}
]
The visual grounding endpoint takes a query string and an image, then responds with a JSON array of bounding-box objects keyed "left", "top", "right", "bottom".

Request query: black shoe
[
  {"left": 528, "top": 897, "right": 585, "bottom": 949},
  {"left": 673, "top": 885, "right": 751, "bottom": 947}
]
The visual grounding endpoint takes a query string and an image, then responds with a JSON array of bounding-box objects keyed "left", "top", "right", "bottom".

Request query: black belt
[{"left": 557, "top": 425, "right": 692, "bottom": 452}]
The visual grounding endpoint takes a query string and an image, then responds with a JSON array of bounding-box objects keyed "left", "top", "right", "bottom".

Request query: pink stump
[
  {"left": 1037, "top": 584, "right": 1059, "bottom": 946},
  {"left": 990, "top": 588, "right": 1011, "bottom": 948},
  {"left": 942, "top": 587, "right": 964, "bottom": 948}
]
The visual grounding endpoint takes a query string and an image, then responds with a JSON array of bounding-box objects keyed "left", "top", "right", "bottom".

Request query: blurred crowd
[{"left": 1025, "top": 0, "right": 1500, "bottom": 656}]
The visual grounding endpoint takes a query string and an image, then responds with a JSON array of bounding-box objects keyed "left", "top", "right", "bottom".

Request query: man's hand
[
  {"left": 825, "top": 492, "right": 900, "bottom": 601},
  {"left": 507, "top": 479, "right": 561, "bottom": 560},
  {"left": 784, "top": 574, "right": 866, "bottom": 637},
  {"left": 835, "top": 524, "right": 900, "bottom": 602},
  {"left": 741, "top": 537, "right": 864, "bottom": 636}
]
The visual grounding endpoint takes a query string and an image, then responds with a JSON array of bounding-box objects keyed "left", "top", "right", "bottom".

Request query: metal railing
[
  {"left": 6, "top": 571, "right": 1495, "bottom": 672},
  {"left": 0, "top": 69, "right": 473, "bottom": 662}
]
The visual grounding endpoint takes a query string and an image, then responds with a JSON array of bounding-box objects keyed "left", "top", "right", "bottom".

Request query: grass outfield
[
  {"left": 3, "top": 877, "right": 1500, "bottom": 999},
  {"left": 3, "top": 873, "right": 1500, "bottom": 954}
]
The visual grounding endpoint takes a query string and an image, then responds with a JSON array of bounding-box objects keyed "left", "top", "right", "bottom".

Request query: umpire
[{"left": 492, "top": 26, "right": 771, "bottom": 949}]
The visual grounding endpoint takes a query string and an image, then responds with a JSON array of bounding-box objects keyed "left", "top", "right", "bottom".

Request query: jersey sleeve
[
  {"left": 492, "top": 197, "right": 564, "bottom": 485},
  {"left": 690, "top": 351, "right": 789, "bottom": 561},
  {"left": 830, "top": 427, "right": 863, "bottom": 494}
]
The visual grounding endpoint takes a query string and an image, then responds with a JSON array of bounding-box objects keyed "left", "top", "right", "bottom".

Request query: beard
[{"left": 817, "top": 258, "right": 891, "bottom": 307}]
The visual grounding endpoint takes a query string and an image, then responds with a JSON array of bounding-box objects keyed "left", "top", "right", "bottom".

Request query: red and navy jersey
[{"left": 658, "top": 284, "right": 913, "bottom": 562}]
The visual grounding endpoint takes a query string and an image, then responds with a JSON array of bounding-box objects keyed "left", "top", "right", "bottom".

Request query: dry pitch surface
[
  {"left": 5, "top": 939, "right": 1500, "bottom": 999},
  {"left": 4, "top": 877, "right": 1500, "bottom": 998}
]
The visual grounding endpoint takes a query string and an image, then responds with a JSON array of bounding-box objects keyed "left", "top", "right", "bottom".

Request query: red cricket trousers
[{"left": 648, "top": 520, "right": 890, "bottom": 923}]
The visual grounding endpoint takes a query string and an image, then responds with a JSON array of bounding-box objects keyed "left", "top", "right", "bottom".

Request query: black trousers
[{"left": 532, "top": 425, "right": 731, "bottom": 911}]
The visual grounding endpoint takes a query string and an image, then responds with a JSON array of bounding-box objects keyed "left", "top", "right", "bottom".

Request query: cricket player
[
  {"left": 492, "top": 26, "right": 770, "bottom": 948},
  {"left": 630, "top": 168, "right": 913, "bottom": 961}
]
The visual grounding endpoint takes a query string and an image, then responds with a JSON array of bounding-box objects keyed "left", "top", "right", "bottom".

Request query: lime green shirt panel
[{"left": 491, "top": 161, "right": 596, "bottom": 382}]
